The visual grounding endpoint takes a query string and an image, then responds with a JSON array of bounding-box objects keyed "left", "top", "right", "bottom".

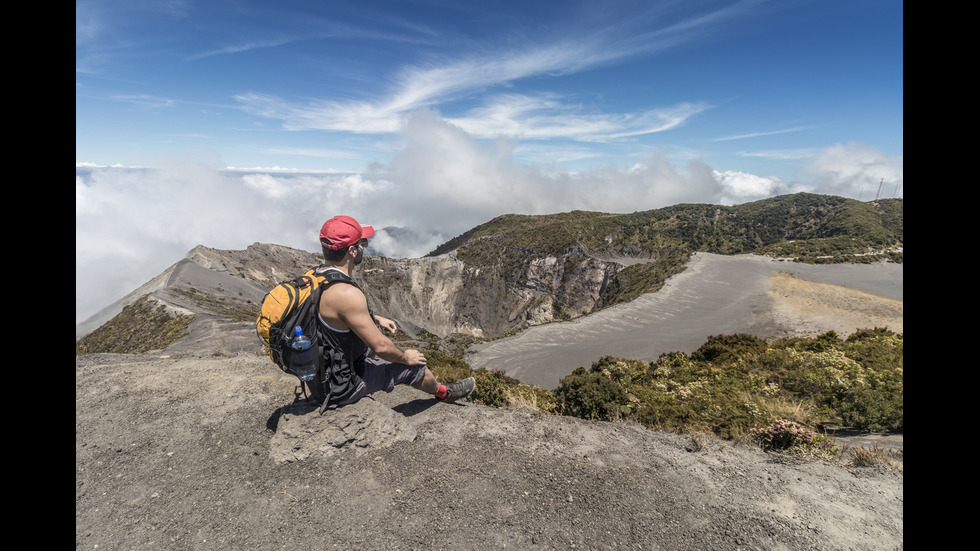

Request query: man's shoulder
[{"left": 320, "top": 276, "right": 365, "bottom": 302}]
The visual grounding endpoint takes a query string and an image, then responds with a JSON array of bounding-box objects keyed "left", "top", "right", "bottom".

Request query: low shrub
[
  {"left": 751, "top": 419, "right": 839, "bottom": 460},
  {"left": 691, "top": 333, "right": 768, "bottom": 364},
  {"left": 431, "top": 328, "right": 902, "bottom": 446},
  {"left": 426, "top": 353, "right": 556, "bottom": 412},
  {"left": 839, "top": 386, "right": 903, "bottom": 433},
  {"left": 555, "top": 367, "right": 628, "bottom": 420},
  {"left": 75, "top": 295, "right": 192, "bottom": 355}
]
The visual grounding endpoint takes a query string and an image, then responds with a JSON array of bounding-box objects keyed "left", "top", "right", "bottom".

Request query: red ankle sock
[{"left": 435, "top": 384, "right": 448, "bottom": 399}]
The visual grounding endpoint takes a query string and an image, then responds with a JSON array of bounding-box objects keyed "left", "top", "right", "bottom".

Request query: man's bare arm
[{"left": 335, "top": 286, "right": 426, "bottom": 366}]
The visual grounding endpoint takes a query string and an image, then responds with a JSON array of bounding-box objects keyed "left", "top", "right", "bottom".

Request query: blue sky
[{"left": 76, "top": 0, "right": 903, "bottom": 323}]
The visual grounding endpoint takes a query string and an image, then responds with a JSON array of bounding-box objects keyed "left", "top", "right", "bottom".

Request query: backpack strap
[{"left": 312, "top": 266, "right": 359, "bottom": 287}]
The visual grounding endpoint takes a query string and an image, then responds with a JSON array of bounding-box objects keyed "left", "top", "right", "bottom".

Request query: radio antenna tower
[{"left": 873, "top": 178, "right": 884, "bottom": 203}]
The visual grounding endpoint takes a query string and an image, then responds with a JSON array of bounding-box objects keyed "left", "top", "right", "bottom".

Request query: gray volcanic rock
[{"left": 270, "top": 397, "right": 419, "bottom": 463}]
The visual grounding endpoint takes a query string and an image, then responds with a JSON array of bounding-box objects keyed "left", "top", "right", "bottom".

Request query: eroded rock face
[
  {"left": 542, "top": 256, "right": 616, "bottom": 322},
  {"left": 357, "top": 254, "right": 475, "bottom": 336},
  {"left": 356, "top": 252, "right": 621, "bottom": 337}
]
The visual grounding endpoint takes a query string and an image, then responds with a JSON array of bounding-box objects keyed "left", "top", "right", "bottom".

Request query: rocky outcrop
[
  {"left": 524, "top": 255, "right": 618, "bottom": 323},
  {"left": 269, "top": 397, "right": 418, "bottom": 463}
]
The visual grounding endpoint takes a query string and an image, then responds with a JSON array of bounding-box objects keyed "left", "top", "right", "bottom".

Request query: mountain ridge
[{"left": 76, "top": 192, "right": 903, "bottom": 351}]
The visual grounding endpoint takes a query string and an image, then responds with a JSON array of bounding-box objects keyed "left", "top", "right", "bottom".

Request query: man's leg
[
  {"left": 362, "top": 358, "right": 475, "bottom": 403},
  {"left": 412, "top": 368, "right": 440, "bottom": 394},
  {"left": 413, "top": 368, "right": 475, "bottom": 402}
]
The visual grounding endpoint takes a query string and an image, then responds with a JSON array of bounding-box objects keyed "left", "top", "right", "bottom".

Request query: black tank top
[{"left": 313, "top": 268, "right": 367, "bottom": 407}]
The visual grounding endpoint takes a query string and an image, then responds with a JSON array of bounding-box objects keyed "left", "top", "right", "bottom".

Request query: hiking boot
[{"left": 442, "top": 377, "right": 476, "bottom": 403}]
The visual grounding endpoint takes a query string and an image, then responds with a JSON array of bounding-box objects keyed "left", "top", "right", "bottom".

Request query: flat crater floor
[{"left": 466, "top": 253, "right": 903, "bottom": 390}]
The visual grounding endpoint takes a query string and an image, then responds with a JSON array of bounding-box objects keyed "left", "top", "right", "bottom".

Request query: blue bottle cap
[{"left": 294, "top": 326, "right": 303, "bottom": 336}]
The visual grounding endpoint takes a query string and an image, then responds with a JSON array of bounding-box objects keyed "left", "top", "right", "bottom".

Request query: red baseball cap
[{"left": 319, "top": 215, "right": 376, "bottom": 250}]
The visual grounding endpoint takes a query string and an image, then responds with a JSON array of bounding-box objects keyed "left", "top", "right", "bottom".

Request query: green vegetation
[
  {"left": 849, "top": 444, "right": 903, "bottom": 469},
  {"left": 422, "top": 350, "right": 558, "bottom": 413},
  {"left": 424, "top": 328, "right": 902, "bottom": 442},
  {"left": 599, "top": 252, "right": 690, "bottom": 306},
  {"left": 431, "top": 194, "right": 903, "bottom": 262},
  {"left": 75, "top": 295, "right": 192, "bottom": 355}
]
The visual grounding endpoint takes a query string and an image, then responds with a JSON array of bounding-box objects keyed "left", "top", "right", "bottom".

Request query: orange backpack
[{"left": 256, "top": 266, "right": 355, "bottom": 376}]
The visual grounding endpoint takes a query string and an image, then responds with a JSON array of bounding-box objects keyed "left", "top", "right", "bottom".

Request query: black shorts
[{"left": 329, "top": 357, "right": 426, "bottom": 408}]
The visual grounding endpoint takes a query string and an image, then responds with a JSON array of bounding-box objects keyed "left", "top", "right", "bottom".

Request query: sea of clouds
[{"left": 76, "top": 111, "right": 902, "bottom": 325}]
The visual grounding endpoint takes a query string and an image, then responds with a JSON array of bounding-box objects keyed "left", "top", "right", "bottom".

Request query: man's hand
[
  {"left": 374, "top": 315, "right": 398, "bottom": 334},
  {"left": 402, "top": 349, "right": 427, "bottom": 366}
]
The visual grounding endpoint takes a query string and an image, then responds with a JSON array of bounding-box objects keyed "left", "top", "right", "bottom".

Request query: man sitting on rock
[{"left": 312, "top": 215, "right": 475, "bottom": 409}]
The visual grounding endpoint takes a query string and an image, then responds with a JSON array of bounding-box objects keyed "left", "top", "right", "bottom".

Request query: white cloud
[
  {"left": 805, "top": 143, "right": 903, "bottom": 200},
  {"left": 232, "top": 10, "right": 727, "bottom": 144},
  {"left": 381, "top": 110, "right": 729, "bottom": 226},
  {"left": 241, "top": 173, "right": 293, "bottom": 199},
  {"left": 737, "top": 148, "right": 818, "bottom": 160},
  {"left": 448, "top": 94, "right": 712, "bottom": 142},
  {"left": 234, "top": 92, "right": 404, "bottom": 134},
  {"left": 75, "top": 158, "right": 387, "bottom": 324},
  {"left": 715, "top": 126, "right": 815, "bottom": 142},
  {"left": 713, "top": 169, "right": 791, "bottom": 204}
]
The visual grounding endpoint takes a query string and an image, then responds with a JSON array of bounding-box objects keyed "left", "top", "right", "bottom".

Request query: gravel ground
[{"left": 76, "top": 350, "right": 902, "bottom": 550}]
